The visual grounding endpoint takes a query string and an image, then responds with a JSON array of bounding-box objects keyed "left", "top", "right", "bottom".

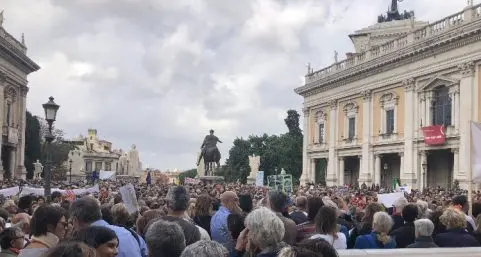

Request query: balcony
[{"left": 309, "top": 142, "right": 328, "bottom": 151}]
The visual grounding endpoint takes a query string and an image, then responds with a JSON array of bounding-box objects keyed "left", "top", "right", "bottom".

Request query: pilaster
[
  {"left": 327, "top": 100, "right": 338, "bottom": 186},
  {"left": 360, "top": 90, "right": 372, "bottom": 185},
  {"left": 300, "top": 107, "right": 310, "bottom": 185},
  {"left": 0, "top": 73, "right": 5, "bottom": 174},
  {"left": 402, "top": 78, "right": 416, "bottom": 187},
  {"left": 458, "top": 62, "right": 475, "bottom": 181},
  {"left": 16, "top": 87, "right": 28, "bottom": 179},
  {"left": 374, "top": 154, "right": 381, "bottom": 186},
  {"left": 338, "top": 157, "right": 345, "bottom": 186}
]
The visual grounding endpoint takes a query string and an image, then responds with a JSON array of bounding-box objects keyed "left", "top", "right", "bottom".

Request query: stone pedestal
[
  {"left": 198, "top": 176, "right": 224, "bottom": 185},
  {"left": 15, "top": 166, "right": 27, "bottom": 180}
]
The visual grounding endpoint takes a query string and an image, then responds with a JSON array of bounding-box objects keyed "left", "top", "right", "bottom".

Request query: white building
[{"left": 295, "top": 3, "right": 481, "bottom": 190}]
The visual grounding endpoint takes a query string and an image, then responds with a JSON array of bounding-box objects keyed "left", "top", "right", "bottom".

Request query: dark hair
[
  {"left": 282, "top": 246, "right": 322, "bottom": 257},
  {"left": 0, "top": 208, "right": 9, "bottom": 221},
  {"left": 30, "top": 205, "right": 66, "bottom": 237},
  {"left": 42, "top": 241, "right": 95, "bottom": 257},
  {"left": 74, "top": 226, "right": 118, "bottom": 248},
  {"left": 307, "top": 197, "right": 324, "bottom": 221},
  {"left": 362, "top": 203, "right": 384, "bottom": 225},
  {"left": 18, "top": 195, "right": 34, "bottom": 213},
  {"left": 402, "top": 204, "right": 419, "bottom": 223},
  {"left": 194, "top": 194, "right": 212, "bottom": 217},
  {"left": 70, "top": 197, "right": 102, "bottom": 224},
  {"left": 239, "top": 195, "right": 253, "bottom": 213},
  {"left": 51, "top": 191, "right": 63, "bottom": 201},
  {"left": 452, "top": 195, "right": 468, "bottom": 207},
  {"left": 227, "top": 214, "right": 245, "bottom": 240},
  {"left": 296, "top": 196, "right": 308, "bottom": 209},
  {"left": 136, "top": 210, "right": 164, "bottom": 238},
  {"left": 167, "top": 186, "right": 189, "bottom": 212},
  {"left": 0, "top": 227, "right": 21, "bottom": 249},
  {"left": 101, "top": 204, "right": 113, "bottom": 225},
  {"left": 297, "top": 238, "right": 338, "bottom": 257},
  {"left": 269, "top": 191, "right": 288, "bottom": 212},
  {"left": 315, "top": 207, "right": 338, "bottom": 238}
]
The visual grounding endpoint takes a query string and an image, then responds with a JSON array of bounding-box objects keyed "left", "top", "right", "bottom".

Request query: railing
[
  {"left": 0, "top": 26, "right": 27, "bottom": 54},
  {"left": 305, "top": 4, "right": 481, "bottom": 84}
]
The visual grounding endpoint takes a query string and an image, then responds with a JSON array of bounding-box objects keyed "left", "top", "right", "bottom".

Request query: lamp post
[
  {"left": 422, "top": 160, "right": 427, "bottom": 190},
  {"left": 69, "top": 159, "right": 73, "bottom": 184},
  {"left": 42, "top": 97, "right": 60, "bottom": 202},
  {"left": 383, "top": 163, "right": 388, "bottom": 186}
]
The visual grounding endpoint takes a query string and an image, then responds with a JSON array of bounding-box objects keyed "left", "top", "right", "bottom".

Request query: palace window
[
  {"left": 315, "top": 110, "right": 327, "bottom": 144},
  {"left": 348, "top": 117, "right": 356, "bottom": 139},
  {"left": 85, "top": 161, "right": 93, "bottom": 172},
  {"left": 379, "top": 92, "right": 399, "bottom": 135},
  {"left": 95, "top": 162, "right": 102, "bottom": 171},
  {"left": 343, "top": 102, "right": 359, "bottom": 142},
  {"left": 432, "top": 86, "right": 452, "bottom": 126},
  {"left": 105, "top": 162, "right": 112, "bottom": 171}
]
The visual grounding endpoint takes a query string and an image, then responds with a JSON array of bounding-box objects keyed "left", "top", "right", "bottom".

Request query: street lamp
[
  {"left": 422, "top": 160, "right": 427, "bottom": 189},
  {"left": 69, "top": 159, "right": 73, "bottom": 185},
  {"left": 42, "top": 96, "right": 59, "bottom": 201}
]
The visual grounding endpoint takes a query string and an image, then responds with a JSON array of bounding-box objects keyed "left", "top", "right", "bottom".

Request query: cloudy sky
[{"left": 1, "top": 0, "right": 475, "bottom": 170}]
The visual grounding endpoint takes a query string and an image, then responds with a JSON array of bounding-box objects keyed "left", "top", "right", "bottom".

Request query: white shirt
[{"left": 310, "top": 232, "right": 347, "bottom": 249}]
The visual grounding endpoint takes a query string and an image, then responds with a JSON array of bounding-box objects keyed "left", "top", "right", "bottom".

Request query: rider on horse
[{"left": 197, "top": 129, "right": 222, "bottom": 166}]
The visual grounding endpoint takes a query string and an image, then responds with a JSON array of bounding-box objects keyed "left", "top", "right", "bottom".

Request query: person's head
[
  {"left": 74, "top": 226, "right": 119, "bottom": 257},
  {"left": 30, "top": 205, "right": 67, "bottom": 239},
  {"left": 268, "top": 191, "right": 288, "bottom": 213},
  {"left": 315, "top": 206, "right": 338, "bottom": 236},
  {"left": 0, "top": 227, "right": 25, "bottom": 250},
  {"left": 42, "top": 241, "right": 95, "bottom": 257},
  {"left": 18, "top": 195, "right": 34, "bottom": 214},
  {"left": 372, "top": 211, "right": 393, "bottom": 245},
  {"left": 278, "top": 246, "right": 322, "bottom": 257},
  {"left": 414, "top": 219, "right": 435, "bottom": 238},
  {"left": 2, "top": 200, "right": 17, "bottom": 215},
  {"left": 227, "top": 213, "right": 245, "bottom": 240},
  {"left": 451, "top": 195, "right": 468, "bottom": 214},
  {"left": 100, "top": 204, "right": 113, "bottom": 225},
  {"left": 416, "top": 200, "right": 429, "bottom": 218},
  {"left": 166, "top": 186, "right": 190, "bottom": 212},
  {"left": 220, "top": 191, "right": 240, "bottom": 214},
  {"left": 180, "top": 240, "right": 227, "bottom": 257},
  {"left": 402, "top": 204, "right": 419, "bottom": 223},
  {"left": 111, "top": 203, "right": 130, "bottom": 227},
  {"left": 296, "top": 196, "right": 307, "bottom": 211},
  {"left": 0, "top": 208, "right": 10, "bottom": 221},
  {"left": 393, "top": 197, "right": 408, "bottom": 214},
  {"left": 440, "top": 208, "right": 466, "bottom": 230},
  {"left": 51, "top": 191, "right": 63, "bottom": 203},
  {"left": 70, "top": 197, "right": 102, "bottom": 231},
  {"left": 145, "top": 219, "right": 186, "bottom": 257},
  {"left": 363, "top": 203, "right": 384, "bottom": 224},
  {"left": 11, "top": 212, "right": 31, "bottom": 235},
  {"left": 297, "top": 239, "right": 338, "bottom": 257},
  {"left": 209, "top": 129, "right": 214, "bottom": 135},
  {"left": 245, "top": 207, "right": 284, "bottom": 250},
  {"left": 194, "top": 194, "right": 212, "bottom": 217},
  {"left": 239, "top": 194, "right": 253, "bottom": 213},
  {"left": 307, "top": 197, "right": 324, "bottom": 221},
  {"left": 136, "top": 210, "right": 164, "bottom": 238},
  {"left": 37, "top": 196, "right": 46, "bottom": 205}
]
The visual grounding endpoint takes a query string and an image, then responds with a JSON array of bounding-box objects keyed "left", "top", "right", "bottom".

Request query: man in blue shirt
[
  {"left": 211, "top": 191, "right": 240, "bottom": 252},
  {"left": 70, "top": 197, "right": 148, "bottom": 257}
]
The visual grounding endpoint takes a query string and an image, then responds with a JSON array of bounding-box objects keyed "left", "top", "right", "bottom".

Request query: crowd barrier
[{"left": 338, "top": 248, "right": 481, "bottom": 257}]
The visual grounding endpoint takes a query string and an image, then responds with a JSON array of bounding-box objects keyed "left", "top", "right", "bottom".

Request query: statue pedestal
[{"left": 198, "top": 176, "right": 224, "bottom": 184}]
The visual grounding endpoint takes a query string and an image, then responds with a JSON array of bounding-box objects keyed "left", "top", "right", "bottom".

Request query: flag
[
  {"left": 392, "top": 178, "right": 399, "bottom": 190},
  {"left": 471, "top": 122, "right": 481, "bottom": 182},
  {"left": 146, "top": 171, "right": 152, "bottom": 185}
]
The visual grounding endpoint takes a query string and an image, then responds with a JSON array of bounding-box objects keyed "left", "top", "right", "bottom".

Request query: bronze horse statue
[{"left": 198, "top": 129, "right": 222, "bottom": 176}]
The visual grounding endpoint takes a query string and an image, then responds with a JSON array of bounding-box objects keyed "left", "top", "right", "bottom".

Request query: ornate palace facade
[
  {"left": 296, "top": 4, "right": 481, "bottom": 189},
  {"left": 0, "top": 21, "right": 40, "bottom": 179}
]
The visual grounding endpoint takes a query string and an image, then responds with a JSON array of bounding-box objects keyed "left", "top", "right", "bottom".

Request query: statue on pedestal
[
  {"left": 197, "top": 152, "right": 205, "bottom": 177},
  {"left": 128, "top": 144, "right": 140, "bottom": 175},
  {"left": 33, "top": 160, "right": 43, "bottom": 180},
  {"left": 247, "top": 154, "right": 261, "bottom": 182},
  {"left": 197, "top": 129, "right": 222, "bottom": 176}
]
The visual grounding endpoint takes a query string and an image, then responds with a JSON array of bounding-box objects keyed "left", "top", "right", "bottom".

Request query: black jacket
[
  {"left": 406, "top": 236, "right": 438, "bottom": 248},
  {"left": 390, "top": 222, "right": 415, "bottom": 248},
  {"left": 435, "top": 228, "right": 480, "bottom": 248}
]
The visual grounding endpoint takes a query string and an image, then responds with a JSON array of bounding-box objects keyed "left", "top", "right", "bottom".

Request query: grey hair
[
  {"left": 414, "top": 219, "right": 435, "bottom": 237},
  {"left": 180, "top": 240, "right": 227, "bottom": 257},
  {"left": 372, "top": 211, "right": 393, "bottom": 234},
  {"left": 145, "top": 219, "right": 186, "bottom": 257},
  {"left": 166, "top": 186, "right": 190, "bottom": 211},
  {"left": 323, "top": 199, "right": 339, "bottom": 215},
  {"left": 245, "top": 207, "right": 284, "bottom": 250},
  {"left": 393, "top": 197, "right": 408, "bottom": 211},
  {"left": 416, "top": 200, "right": 429, "bottom": 218},
  {"left": 70, "top": 197, "right": 102, "bottom": 224}
]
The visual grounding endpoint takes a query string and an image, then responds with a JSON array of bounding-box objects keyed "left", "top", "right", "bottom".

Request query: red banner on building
[{"left": 421, "top": 125, "right": 445, "bottom": 145}]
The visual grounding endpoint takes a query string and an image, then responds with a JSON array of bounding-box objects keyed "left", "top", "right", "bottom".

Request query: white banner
[
  {"left": 19, "top": 184, "right": 99, "bottom": 196},
  {"left": 256, "top": 171, "right": 264, "bottom": 187},
  {"left": 119, "top": 184, "right": 139, "bottom": 214},
  {"left": 377, "top": 192, "right": 405, "bottom": 207},
  {"left": 0, "top": 186, "right": 20, "bottom": 197},
  {"left": 99, "top": 171, "right": 116, "bottom": 180},
  {"left": 184, "top": 177, "right": 201, "bottom": 184},
  {"left": 471, "top": 122, "right": 481, "bottom": 182}
]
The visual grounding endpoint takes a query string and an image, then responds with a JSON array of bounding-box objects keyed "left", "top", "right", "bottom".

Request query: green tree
[
  {"left": 225, "top": 138, "right": 250, "bottom": 183},
  {"left": 38, "top": 118, "right": 75, "bottom": 173},
  {"left": 178, "top": 168, "right": 197, "bottom": 184},
  {"left": 24, "top": 111, "right": 41, "bottom": 179}
]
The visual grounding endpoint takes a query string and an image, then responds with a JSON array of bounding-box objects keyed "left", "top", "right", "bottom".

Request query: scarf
[{"left": 30, "top": 232, "right": 59, "bottom": 248}]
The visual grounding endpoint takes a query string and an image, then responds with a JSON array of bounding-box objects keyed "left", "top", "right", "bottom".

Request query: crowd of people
[{"left": 0, "top": 179, "right": 479, "bottom": 257}]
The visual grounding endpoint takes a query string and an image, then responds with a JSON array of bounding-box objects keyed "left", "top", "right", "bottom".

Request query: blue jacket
[
  {"left": 211, "top": 206, "right": 234, "bottom": 252},
  {"left": 354, "top": 232, "right": 396, "bottom": 249},
  {"left": 435, "top": 228, "right": 480, "bottom": 248},
  {"left": 91, "top": 220, "right": 148, "bottom": 257}
]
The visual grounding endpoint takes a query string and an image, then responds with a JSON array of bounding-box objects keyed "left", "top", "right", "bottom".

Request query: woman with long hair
[
  {"left": 192, "top": 194, "right": 213, "bottom": 236},
  {"left": 347, "top": 202, "right": 383, "bottom": 248},
  {"left": 309, "top": 206, "right": 346, "bottom": 249},
  {"left": 354, "top": 211, "right": 396, "bottom": 249}
]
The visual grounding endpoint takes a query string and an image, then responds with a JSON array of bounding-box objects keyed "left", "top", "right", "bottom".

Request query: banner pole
[{"left": 469, "top": 120, "right": 473, "bottom": 217}]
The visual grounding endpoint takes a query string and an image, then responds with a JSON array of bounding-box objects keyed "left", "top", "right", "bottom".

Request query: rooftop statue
[{"left": 377, "top": 0, "right": 414, "bottom": 23}]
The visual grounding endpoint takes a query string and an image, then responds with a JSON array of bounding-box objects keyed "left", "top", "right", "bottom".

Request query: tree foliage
[
  {"left": 224, "top": 110, "right": 303, "bottom": 183},
  {"left": 37, "top": 118, "right": 75, "bottom": 173},
  {"left": 24, "top": 111, "right": 42, "bottom": 179},
  {"left": 178, "top": 168, "right": 197, "bottom": 184}
]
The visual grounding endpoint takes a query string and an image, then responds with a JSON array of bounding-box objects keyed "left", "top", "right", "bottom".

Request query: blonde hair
[
  {"left": 372, "top": 211, "right": 393, "bottom": 245},
  {"left": 440, "top": 208, "right": 466, "bottom": 230}
]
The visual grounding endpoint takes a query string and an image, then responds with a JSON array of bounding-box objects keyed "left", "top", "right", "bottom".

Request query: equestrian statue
[{"left": 197, "top": 129, "right": 222, "bottom": 176}]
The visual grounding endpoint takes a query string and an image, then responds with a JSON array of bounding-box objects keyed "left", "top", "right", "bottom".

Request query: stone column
[
  {"left": 452, "top": 148, "right": 459, "bottom": 183},
  {"left": 300, "top": 107, "right": 310, "bottom": 185},
  {"left": 458, "top": 62, "right": 475, "bottom": 186},
  {"left": 16, "top": 88, "right": 27, "bottom": 179},
  {"left": 310, "top": 158, "right": 316, "bottom": 182},
  {"left": 0, "top": 73, "right": 5, "bottom": 175},
  {"left": 455, "top": 87, "right": 460, "bottom": 132},
  {"left": 339, "top": 157, "right": 345, "bottom": 186},
  {"left": 360, "top": 90, "right": 372, "bottom": 185},
  {"left": 327, "top": 100, "right": 338, "bottom": 186},
  {"left": 374, "top": 154, "right": 381, "bottom": 186},
  {"left": 9, "top": 148, "right": 16, "bottom": 179},
  {"left": 399, "top": 152, "right": 404, "bottom": 185},
  {"left": 419, "top": 151, "right": 427, "bottom": 191},
  {"left": 358, "top": 155, "right": 363, "bottom": 187}
]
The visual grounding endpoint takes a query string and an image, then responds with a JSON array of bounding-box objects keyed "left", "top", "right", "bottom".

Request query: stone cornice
[
  {"left": 0, "top": 37, "right": 40, "bottom": 74},
  {"left": 458, "top": 61, "right": 475, "bottom": 77},
  {"left": 296, "top": 14, "right": 481, "bottom": 97}
]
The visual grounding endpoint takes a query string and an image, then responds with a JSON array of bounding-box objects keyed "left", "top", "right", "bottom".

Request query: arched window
[{"left": 432, "top": 86, "right": 451, "bottom": 126}]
